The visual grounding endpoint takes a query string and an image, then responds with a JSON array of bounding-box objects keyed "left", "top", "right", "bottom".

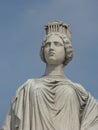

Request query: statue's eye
[
  {"left": 45, "top": 42, "right": 51, "bottom": 48},
  {"left": 54, "top": 42, "right": 63, "bottom": 46}
]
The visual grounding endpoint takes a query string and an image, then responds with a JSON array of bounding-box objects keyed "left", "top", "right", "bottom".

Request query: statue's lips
[{"left": 48, "top": 51, "right": 55, "bottom": 56}]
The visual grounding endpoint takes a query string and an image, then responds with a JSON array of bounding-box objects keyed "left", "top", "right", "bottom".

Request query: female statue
[{"left": 1, "top": 20, "right": 98, "bottom": 130}]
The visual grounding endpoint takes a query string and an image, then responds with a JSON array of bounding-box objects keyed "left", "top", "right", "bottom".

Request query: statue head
[{"left": 40, "top": 20, "right": 73, "bottom": 66}]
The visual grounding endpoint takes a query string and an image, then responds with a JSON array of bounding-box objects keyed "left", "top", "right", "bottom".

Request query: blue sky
[{"left": 0, "top": 0, "right": 98, "bottom": 127}]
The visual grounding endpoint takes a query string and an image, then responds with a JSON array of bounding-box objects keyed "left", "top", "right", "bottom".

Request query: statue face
[{"left": 44, "top": 34, "right": 65, "bottom": 65}]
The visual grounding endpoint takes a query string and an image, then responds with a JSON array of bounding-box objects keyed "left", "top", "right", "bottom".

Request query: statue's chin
[{"left": 46, "top": 57, "right": 57, "bottom": 65}]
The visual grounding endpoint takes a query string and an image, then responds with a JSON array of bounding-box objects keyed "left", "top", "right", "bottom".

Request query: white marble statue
[{"left": 1, "top": 20, "right": 98, "bottom": 130}]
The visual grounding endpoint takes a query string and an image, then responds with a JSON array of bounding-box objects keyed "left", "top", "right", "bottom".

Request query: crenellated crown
[{"left": 44, "top": 20, "right": 71, "bottom": 40}]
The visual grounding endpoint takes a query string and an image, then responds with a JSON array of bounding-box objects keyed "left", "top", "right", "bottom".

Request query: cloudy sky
[{"left": 0, "top": 0, "right": 98, "bottom": 127}]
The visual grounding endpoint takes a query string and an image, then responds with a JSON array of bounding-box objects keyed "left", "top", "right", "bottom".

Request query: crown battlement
[{"left": 44, "top": 20, "right": 71, "bottom": 40}]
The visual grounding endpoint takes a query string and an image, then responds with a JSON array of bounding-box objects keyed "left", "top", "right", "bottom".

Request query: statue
[{"left": 1, "top": 20, "right": 98, "bottom": 130}]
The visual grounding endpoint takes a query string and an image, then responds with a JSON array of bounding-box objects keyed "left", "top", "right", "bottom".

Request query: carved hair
[{"left": 40, "top": 32, "right": 73, "bottom": 66}]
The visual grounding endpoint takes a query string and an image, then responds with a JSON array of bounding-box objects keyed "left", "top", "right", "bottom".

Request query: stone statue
[{"left": 1, "top": 20, "right": 98, "bottom": 130}]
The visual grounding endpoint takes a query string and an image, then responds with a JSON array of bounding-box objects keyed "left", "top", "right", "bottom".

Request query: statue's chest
[
  {"left": 29, "top": 81, "right": 80, "bottom": 130},
  {"left": 29, "top": 82, "right": 78, "bottom": 111}
]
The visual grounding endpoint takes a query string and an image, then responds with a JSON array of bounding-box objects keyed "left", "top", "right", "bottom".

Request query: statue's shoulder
[
  {"left": 66, "top": 79, "right": 88, "bottom": 95},
  {"left": 16, "top": 79, "right": 35, "bottom": 90},
  {"left": 11, "top": 78, "right": 38, "bottom": 103},
  {"left": 16, "top": 78, "right": 44, "bottom": 92}
]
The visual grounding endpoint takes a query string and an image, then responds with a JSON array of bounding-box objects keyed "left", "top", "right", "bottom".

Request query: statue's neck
[{"left": 44, "top": 64, "right": 65, "bottom": 77}]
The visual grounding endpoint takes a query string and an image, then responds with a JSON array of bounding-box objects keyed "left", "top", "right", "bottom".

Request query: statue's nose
[{"left": 49, "top": 43, "right": 54, "bottom": 49}]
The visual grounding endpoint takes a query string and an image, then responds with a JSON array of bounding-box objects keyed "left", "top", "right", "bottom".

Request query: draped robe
[{"left": 1, "top": 77, "right": 98, "bottom": 130}]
